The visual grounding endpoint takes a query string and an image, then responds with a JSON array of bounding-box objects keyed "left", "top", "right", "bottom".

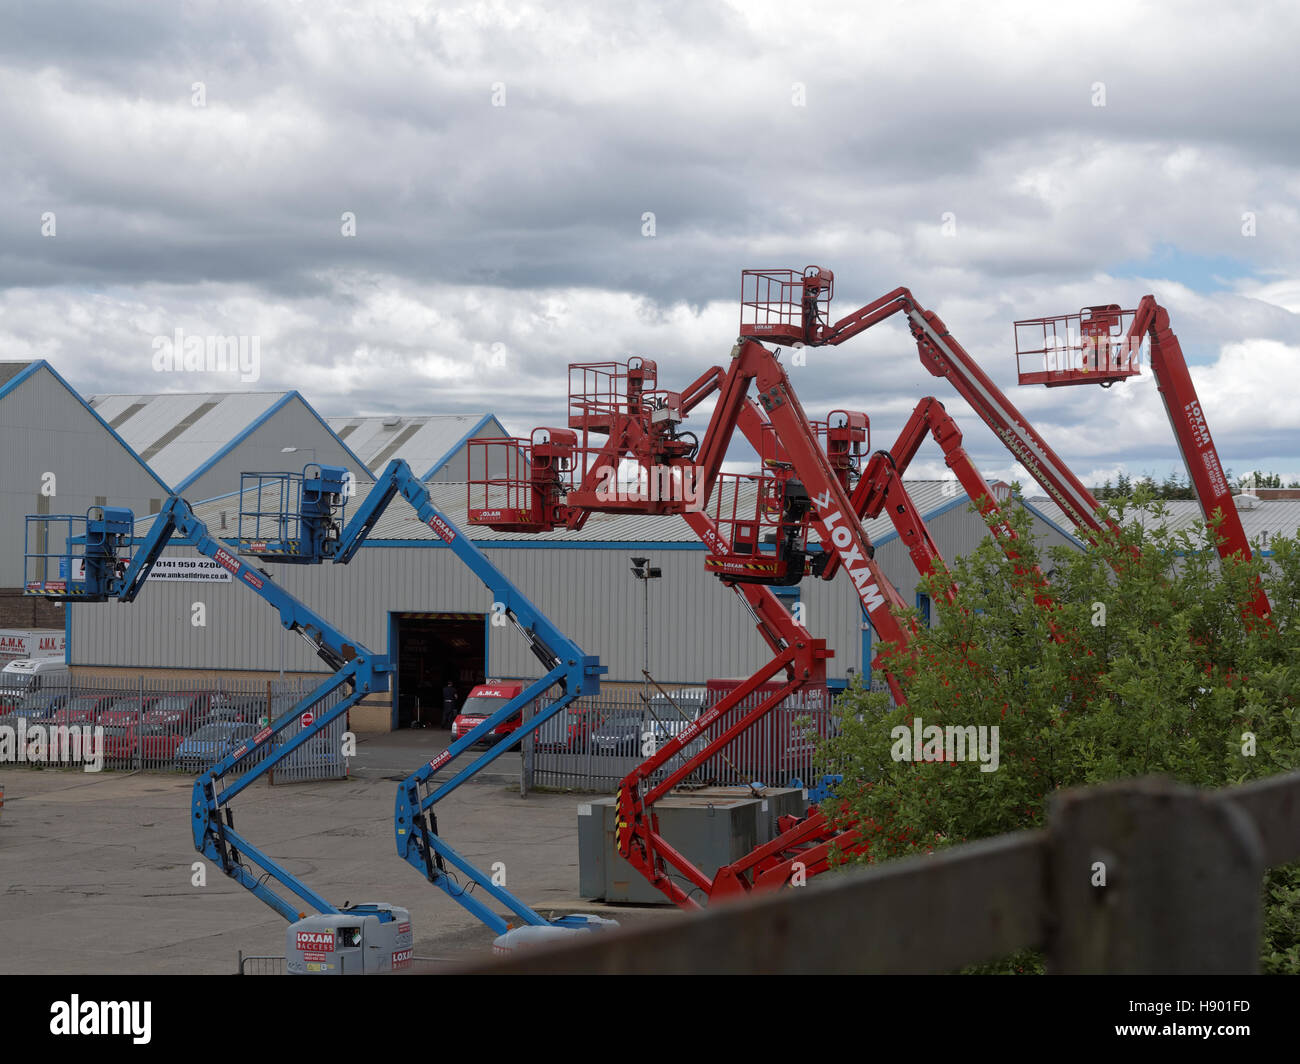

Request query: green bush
[{"left": 818, "top": 490, "right": 1300, "bottom": 972}]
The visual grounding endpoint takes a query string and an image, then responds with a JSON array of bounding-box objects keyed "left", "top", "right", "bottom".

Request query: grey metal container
[{"left": 578, "top": 787, "right": 808, "bottom": 905}]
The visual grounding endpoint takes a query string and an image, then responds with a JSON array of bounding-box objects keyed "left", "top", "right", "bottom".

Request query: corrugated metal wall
[
  {"left": 70, "top": 503, "right": 1080, "bottom": 687},
  {"left": 0, "top": 368, "right": 165, "bottom": 587}
]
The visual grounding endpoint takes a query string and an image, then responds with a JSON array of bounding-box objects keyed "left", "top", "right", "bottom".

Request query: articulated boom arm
[
  {"left": 330, "top": 459, "right": 607, "bottom": 934},
  {"left": 28, "top": 492, "right": 391, "bottom": 924},
  {"left": 123, "top": 498, "right": 362, "bottom": 669},
  {"left": 1009, "top": 291, "right": 1270, "bottom": 622},
  {"left": 465, "top": 359, "right": 888, "bottom": 905},
  {"left": 700, "top": 339, "right": 916, "bottom": 689},
  {"left": 1126, "top": 297, "right": 1270, "bottom": 621},
  {"left": 139, "top": 501, "right": 391, "bottom": 922},
  {"left": 750, "top": 274, "right": 1112, "bottom": 542},
  {"left": 833, "top": 396, "right": 1056, "bottom": 616},
  {"left": 676, "top": 350, "right": 916, "bottom": 692},
  {"left": 614, "top": 634, "right": 831, "bottom": 908},
  {"left": 337, "top": 460, "right": 589, "bottom": 676},
  {"left": 616, "top": 501, "right": 867, "bottom": 906}
]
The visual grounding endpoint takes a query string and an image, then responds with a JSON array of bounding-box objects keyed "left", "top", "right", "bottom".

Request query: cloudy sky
[{"left": 2, "top": 0, "right": 1297, "bottom": 490}]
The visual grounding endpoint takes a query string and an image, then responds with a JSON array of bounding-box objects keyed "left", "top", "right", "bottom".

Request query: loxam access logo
[
  {"left": 812, "top": 490, "right": 887, "bottom": 613},
  {"left": 50, "top": 996, "right": 151, "bottom": 1044}
]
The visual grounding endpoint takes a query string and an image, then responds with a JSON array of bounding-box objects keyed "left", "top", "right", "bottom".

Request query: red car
[
  {"left": 95, "top": 705, "right": 144, "bottom": 764},
  {"left": 536, "top": 704, "right": 606, "bottom": 753},
  {"left": 58, "top": 693, "right": 119, "bottom": 721},
  {"left": 95, "top": 699, "right": 197, "bottom": 766},
  {"left": 45, "top": 704, "right": 100, "bottom": 727}
]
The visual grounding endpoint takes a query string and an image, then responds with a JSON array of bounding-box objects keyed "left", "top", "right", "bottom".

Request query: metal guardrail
[
  {"left": 237, "top": 952, "right": 287, "bottom": 975},
  {"left": 0, "top": 674, "right": 347, "bottom": 782},
  {"left": 461, "top": 771, "right": 1300, "bottom": 975},
  {"left": 526, "top": 691, "right": 837, "bottom": 793}
]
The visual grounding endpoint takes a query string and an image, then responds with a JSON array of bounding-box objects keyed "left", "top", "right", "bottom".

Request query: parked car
[
  {"left": 174, "top": 722, "right": 267, "bottom": 773},
  {"left": 535, "top": 704, "right": 609, "bottom": 753},
  {"left": 61, "top": 693, "right": 119, "bottom": 719},
  {"left": 95, "top": 705, "right": 144, "bottom": 764},
  {"left": 0, "top": 689, "right": 68, "bottom": 731},
  {"left": 585, "top": 691, "right": 708, "bottom": 759},
  {"left": 204, "top": 694, "right": 267, "bottom": 726},
  {"left": 10, "top": 689, "right": 68, "bottom": 722},
  {"left": 44, "top": 704, "right": 101, "bottom": 727},
  {"left": 590, "top": 709, "right": 644, "bottom": 756},
  {"left": 135, "top": 693, "right": 218, "bottom": 734},
  {"left": 450, "top": 683, "right": 528, "bottom": 748},
  {"left": 640, "top": 689, "right": 709, "bottom": 757},
  {"left": 110, "top": 720, "right": 193, "bottom": 767}
]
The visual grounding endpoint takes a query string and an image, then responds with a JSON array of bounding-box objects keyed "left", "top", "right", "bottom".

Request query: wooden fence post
[{"left": 1046, "top": 776, "right": 1265, "bottom": 974}]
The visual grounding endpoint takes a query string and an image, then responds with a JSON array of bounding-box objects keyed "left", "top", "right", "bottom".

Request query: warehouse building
[
  {"left": 1026, "top": 492, "right": 1300, "bottom": 553},
  {"left": 0, "top": 361, "right": 171, "bottom": 629},
  {"left": 88, "top": 390, "right": 371, "bottom": 501},
  {"left": 67, "top": 479, "right": 1080, "bottom": 732},
  {"left": 328, "top": 412, "right": 512, "bottom": 481}
]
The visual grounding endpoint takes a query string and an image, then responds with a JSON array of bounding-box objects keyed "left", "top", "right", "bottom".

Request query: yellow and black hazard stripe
[{"left": 704, "top": 559, "right": 782, "bottom": 573}]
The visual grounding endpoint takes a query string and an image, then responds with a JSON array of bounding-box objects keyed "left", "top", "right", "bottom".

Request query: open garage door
[{"left": 392, "top": 612, "right": 486, "bottom": 728}]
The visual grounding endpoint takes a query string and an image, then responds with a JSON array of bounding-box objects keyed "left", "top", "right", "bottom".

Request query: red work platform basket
[
  {"left": 739, "top": 267, "right": 833, "bottom": 345},
  {"left": 703, "top": 469, "right": 813, "bottom": 586},
  {"left": 813, "top": 410, "right": 869, "bottom": 488},
  {"left": 568, "top": 358, "right": 659, "bottom": 435},
  {"left": 1014, "top": 304, "right": 1142, "bottom": 387},
  {"left": 466, "top": 428, "right": 575, "bottom": 532}
]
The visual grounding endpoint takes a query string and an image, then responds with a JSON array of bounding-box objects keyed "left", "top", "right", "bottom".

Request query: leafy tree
[
  {"left": 820, "top": 489, "right": 1300, "bottom": 972},
  {"left": 1094, "top": 469, "right": 1194, "bottom": 500},
  {"left": 1240, "top": 470, "right": 1283, "bottom": 491}
]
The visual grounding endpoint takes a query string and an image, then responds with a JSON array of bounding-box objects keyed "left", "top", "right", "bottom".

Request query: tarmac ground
[{"left": 0, "top": 727, "right": 677, "bottom": 974}]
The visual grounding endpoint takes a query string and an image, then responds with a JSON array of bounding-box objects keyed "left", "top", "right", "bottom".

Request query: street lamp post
[{"left": 630, "top": 557, "right": 661, "bottom": 695}]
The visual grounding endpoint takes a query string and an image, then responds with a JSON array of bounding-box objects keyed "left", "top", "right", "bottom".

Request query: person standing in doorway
[{"left": 441, "top": 680, "right": 458, "bottom": 729}]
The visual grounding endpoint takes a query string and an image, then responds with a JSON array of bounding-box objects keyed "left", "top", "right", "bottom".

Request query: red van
[{"left": 451, "top": 682, "right": 527, "bottom": 748}]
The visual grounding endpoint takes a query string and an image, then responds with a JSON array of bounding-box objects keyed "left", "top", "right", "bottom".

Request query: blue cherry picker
[
  {"left": 24, "top": 477, "right": 410, "bottom": 974},
  {"left": 238, "top": 457, "right": 613, "bottom": 947},
  {"left": 26, "top": 459, "right": 611, "bottom": 964}
]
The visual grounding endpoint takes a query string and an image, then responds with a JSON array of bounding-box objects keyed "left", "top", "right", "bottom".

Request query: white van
[{"left": 0, "top": 657, "right": 71, "bottom": 705}]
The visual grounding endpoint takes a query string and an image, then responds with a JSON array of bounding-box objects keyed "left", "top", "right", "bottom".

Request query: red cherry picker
[
  {"left": 743, "top": 267, "right": 1269, "bottom": 620},
  {"left": 553, "top": 272, "right": 1264, "bottom": 907},
  {"left": 469, "top": 357, "right": 941, "bottom": 905},
  {"left": 1013, "top": 294, "right": 1270, "bottom": 621}
]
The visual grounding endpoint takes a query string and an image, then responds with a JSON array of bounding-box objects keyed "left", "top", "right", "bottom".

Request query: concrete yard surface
[{"left": 0, "top": 766, "right": 677, "bottom": 974}]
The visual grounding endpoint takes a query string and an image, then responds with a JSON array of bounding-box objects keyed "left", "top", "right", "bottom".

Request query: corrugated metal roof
[
  {"left": 1025, "top": 495, "right": 1300, "bottom": 546},
  {"left": 152, "top": 478, "right": 977, "bottom": 546},
  {"left": 327, "top": 414, "right": 502, "bottom": 478},
  {"left": 0, "top": 361, "right": 33, "bottom": 392},
  {"left": 89, "top": 392, "right": 289, "bottom": 490}
]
